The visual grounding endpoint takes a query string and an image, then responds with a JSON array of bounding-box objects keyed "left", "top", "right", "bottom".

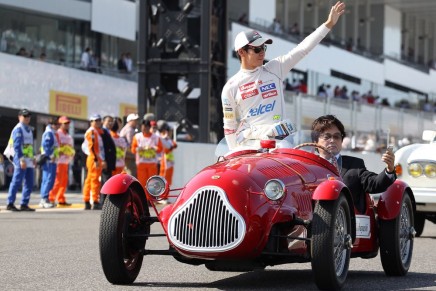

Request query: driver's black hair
[{"left": 311, "top": 115, "right": 346, "bottom": 142}]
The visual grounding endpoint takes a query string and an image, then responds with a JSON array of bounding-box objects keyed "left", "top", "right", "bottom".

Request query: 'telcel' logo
[{"left": 247, "top": 100, "right": 276, "bottom": 117}]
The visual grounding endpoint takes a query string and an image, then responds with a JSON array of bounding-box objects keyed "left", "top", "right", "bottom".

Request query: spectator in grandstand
[
  {"left": 317, "top": 83, "right": 327, "bottom": 98},
  {"left": 423, "top": 101, "right": 433, "bottom": 112},
  {"left": 290, "top": 22, "right": 300, "bottom": 35},
  {"left": 284, "top": 78, "right": 293, "bottom": 91},
  {"left": 39, "top": 116, "right": 60, "bottom": 209},
  {"left": 340, "top": 85, "right": 349, "bottom": 99},
  {"left": 363, "top": 90, "right": 375, "bottom": 104},
  {"left": 125, "top": 52, "right": 133, "bottom": 73},
  {"left": 237, "top": 13, "right": 248, "bottom": 25},
  {"left": 380, "top": 98, "right": 390, "bottom": 107},
  {"left": 88, "top": 54, "right": 100, "bottom": 73},
  {"left": 333, "top": 85, "right": 341, "bottom": 98},
  {"left": 350, "top": 90, "right": 360, "bottom": 102},
  {"left": 271, "top": 18, "right": 283, "bottom": 34},
  {"left": 222, "top": 1, "right": 345, "bottom": 150},
  {"left": 325, "top": 84, "right": 333, "bottom": 98},
  {"left": 291, "top": 78, "right": 301, "bottom": 92},
  {"left": 16, "top": 47, "right": 28, "bottom": 57},
  {"left": 312, "top": 114, "right": 396, "bottom": 213},
  {"left": 49, "top": 116, "right": 75, "bottom": 207},
  {"left": 39, "top": 53, "right": 46, "bottom": 61},
  {"left": 80, "top": 47, "right": 91, "bottom": 70},
  {"left": 298, "top": 80, "right": 308, "bottom": 94},
  {"left": 117, "top": 53, "right": 128, "bottom": 73}
]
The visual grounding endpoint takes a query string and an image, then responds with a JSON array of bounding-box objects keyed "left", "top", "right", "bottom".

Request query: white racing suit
[{"left": 222, "top": 24, "right": 330, "bottom": 150}]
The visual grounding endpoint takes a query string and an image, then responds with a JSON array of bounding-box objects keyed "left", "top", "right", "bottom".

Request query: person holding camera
[{"left": 311, "top": 115, "right": 396, "bottom": 213}]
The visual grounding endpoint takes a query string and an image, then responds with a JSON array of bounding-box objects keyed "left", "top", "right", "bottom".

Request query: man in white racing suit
[{"left": 222, "top": 1, "right": 345, "bottom": 150}]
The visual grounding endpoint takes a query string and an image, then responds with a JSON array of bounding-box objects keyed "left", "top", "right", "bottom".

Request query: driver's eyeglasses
[
  {"left": 320, "top": 133, "right": 343, "bottom": 141},
  {"left": 245, "top": 45, "right": 267, "bottom": 54}
]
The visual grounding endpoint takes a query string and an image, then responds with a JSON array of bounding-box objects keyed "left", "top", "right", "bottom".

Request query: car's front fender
[
  {"left": 312, "top": 178, "right": 347, "bottom": 200},
  {"left": 100, "top": 173, "right": 142, "bottom": 195},
  {"left": 377, "top": 180, "right": 415, "bottom": 220}
]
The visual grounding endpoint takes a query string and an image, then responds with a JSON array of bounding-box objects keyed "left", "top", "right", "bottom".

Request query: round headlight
[
  {"left": 146, "top": 176, "right": 168, "bottom": 199},
  {"left": 424, "top": 163, "right": 436, "bottom": 178},
  {"left": 264, "top": 179, "right": 286, "bottom": 201},
  {"left": 408, "top": 163, "right": 423, "bottom": 178}
]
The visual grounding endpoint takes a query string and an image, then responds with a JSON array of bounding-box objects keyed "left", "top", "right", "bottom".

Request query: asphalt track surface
[{"left": 0, "top": 191, "right": 435, "bottom": 290}]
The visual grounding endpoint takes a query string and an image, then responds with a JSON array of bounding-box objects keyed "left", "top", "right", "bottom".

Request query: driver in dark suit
[{"left": 311, "top": 115, "right": 396, "bottom": 213}]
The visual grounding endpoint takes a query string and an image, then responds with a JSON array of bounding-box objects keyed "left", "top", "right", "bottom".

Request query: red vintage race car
[{"left": 99, "top": 132, "right": 416, "bottom": 290}]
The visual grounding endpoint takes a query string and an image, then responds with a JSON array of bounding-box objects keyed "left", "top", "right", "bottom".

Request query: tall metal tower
[{"left": 138, "top": 0, "right": 227, "bottom": 143}]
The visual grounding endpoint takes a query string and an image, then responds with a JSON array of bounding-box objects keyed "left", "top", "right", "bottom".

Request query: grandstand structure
[{"left": 0, "top": 0, "right": 435, "bottom": 148}]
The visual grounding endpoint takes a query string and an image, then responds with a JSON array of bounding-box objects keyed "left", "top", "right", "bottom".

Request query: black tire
[
  {"left": 414, "top": 213, "right": 425, "bottom": 237},
  {"left": 379, "top": 192, "right": 414, "bottom": 276},
  {"left": 99, "top": 186, "right": 150, "bottom": 284},
  {"left": 311, "top": 194, "right": 352, "bottom": 290}
]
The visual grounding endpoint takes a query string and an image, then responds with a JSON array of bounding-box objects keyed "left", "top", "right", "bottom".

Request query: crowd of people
[{"left": 3, "top": 109, "right": 177, "bottom": 212}]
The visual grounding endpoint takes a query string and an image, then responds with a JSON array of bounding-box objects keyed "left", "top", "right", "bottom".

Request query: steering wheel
[{"left": 293, "top": 142, "right": 334, "bottom": 159}]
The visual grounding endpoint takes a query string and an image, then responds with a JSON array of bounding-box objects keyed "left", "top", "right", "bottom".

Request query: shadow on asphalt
[{"left": 129, "top": 268, "right": 436, "bottom": 290}]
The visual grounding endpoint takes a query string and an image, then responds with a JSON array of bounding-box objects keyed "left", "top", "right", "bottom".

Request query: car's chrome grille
[{"left": 168, "top": 186, "right": 246, "bottom": 252}]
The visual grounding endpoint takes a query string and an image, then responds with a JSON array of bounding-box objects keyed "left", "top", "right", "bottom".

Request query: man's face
[
  {"left": 316, "top": 125, "right": 343, "bottom": 157},
  {"left": 92, "top": 119, "right": 102, "bottom": 128},
  {"left": 103, "top": 118, "right": 114, "bottom": 129},
  {"left": 240, "top": 44, "right": 267, "bottom": 69},
  {"left": 19, "top": 114, "right": 31, "bottom": 125},
  {"left": 61, "top": 123, "right": 70, "bottom": 131}
]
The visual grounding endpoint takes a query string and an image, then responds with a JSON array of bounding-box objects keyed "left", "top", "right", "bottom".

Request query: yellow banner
[
  {"left": 49, "top": 90, "right": 88, "bottom": 119},
  {"left": 119, "top": 103, "right": 137, "bottom": 118}
]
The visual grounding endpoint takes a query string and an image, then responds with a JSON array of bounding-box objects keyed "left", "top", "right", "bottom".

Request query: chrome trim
[{"left": 168, "top": 186, "right": 246, "bottom": 252}]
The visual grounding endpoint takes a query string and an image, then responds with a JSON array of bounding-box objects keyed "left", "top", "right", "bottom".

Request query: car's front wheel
[
  {"left": 311, "top": 193, "right": 352, "bottom": 290},
  {"left": 379, "top": 191, "right": 414, "bottom": 276},
  {"left": 99, "top": 186, "right": 149, "bottom": 284}
]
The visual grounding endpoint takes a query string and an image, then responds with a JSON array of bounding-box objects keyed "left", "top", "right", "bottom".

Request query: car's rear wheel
[
  {"left": 99, "top": 186, "right": 149, "bottom": 284},
  {"left": 379, "top": 192, "right": 414, "bottom": 276},
  {"left": 311, "top": 194, "right": 351, "bottom": 290},
  {"left": 414, "top": 212, "right": 425, "bottom": 237}
]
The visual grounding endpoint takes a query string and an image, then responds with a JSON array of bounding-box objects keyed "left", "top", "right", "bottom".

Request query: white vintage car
[{"left": 394, "top": 130, "right": 436, "bottom": 236}]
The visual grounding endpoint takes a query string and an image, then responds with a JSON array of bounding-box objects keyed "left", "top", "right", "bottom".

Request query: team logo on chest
[
  {"left": 260, "top": 83, "right": 278, "bottom": 99},
  {"left": 239, "top": 82, "right": 259, "bottom": 100}
]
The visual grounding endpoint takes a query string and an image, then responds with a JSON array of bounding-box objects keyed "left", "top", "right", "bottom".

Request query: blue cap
[{"left": 89, "top": 113, "right": 102, "bottom": 121}]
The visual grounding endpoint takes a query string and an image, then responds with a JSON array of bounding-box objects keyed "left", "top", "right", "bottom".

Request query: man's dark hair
[
  {"left": 49, "top": 116, "right": 59, "bottom": 125},
  {"left": 111, "top": 119, "right": 119, "bottom": 132},
  {"left": 142, "top": 119, "right": 151, "bottom": 127},
  {"left": 311, "top": 115, "right": 346, "bottom": 142}
]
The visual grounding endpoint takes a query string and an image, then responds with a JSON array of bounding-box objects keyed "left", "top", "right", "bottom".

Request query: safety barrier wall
[{"left": 286, "top": 93, "right": 434, "bottom": 139}]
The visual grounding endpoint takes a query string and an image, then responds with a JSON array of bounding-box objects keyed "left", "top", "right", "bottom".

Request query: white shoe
[{"left": 39, "top": 199, "right": 54, "bottom": 208}]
